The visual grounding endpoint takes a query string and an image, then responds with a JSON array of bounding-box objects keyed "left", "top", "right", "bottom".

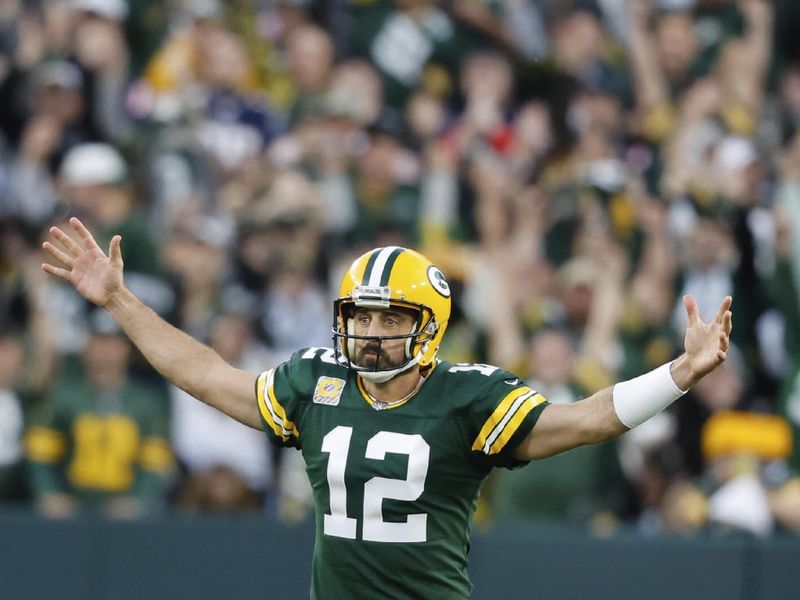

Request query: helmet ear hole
[{"left": 424, "top": 319, "right": 438, "bottom": 338}]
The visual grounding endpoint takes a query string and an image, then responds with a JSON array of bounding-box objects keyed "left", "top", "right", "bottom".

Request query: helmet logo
[{"left": 427, "top": 265, "right": 450, "bottom": 298}]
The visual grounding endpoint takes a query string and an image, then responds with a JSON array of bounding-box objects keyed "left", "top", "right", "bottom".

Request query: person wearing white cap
[
  {"left": 60, "top": 142, "right": 128, "bottom": 187},
  {"left": 71, "top": 0, "right": 129, "bottom": 22},
  {"left": 59, "top": 143, "right": 160, "bottom": 275}
]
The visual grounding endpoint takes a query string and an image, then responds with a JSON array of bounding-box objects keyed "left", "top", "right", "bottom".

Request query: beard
[{"left": 355, "top": 341, "right": 405, "bottom": 370}]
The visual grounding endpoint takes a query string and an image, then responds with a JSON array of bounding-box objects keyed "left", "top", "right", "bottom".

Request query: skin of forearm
[
  {"left": 576, "top": 387, "right": 628, "bottom": 444},
  {"left": 555, "top": 353, "right": 696, "bottom": 449},
  {"left": 628, "top": 24, "right": 668, "bottom": 108},
  {"left": 105, "top": 286, "right": 259, "bottom": 428},
  {"left": 25, "top": 298, "right": 58, "bottom": 392},
  {"left": 106, "top": 287, "right": 216, "bottom": 393},
  {"left": 650, "top": 243, "right": 676, "bottom": 280},
  {"left": 519, "top": 353, "right": 701, "bottom": 460},
  {"left": 582, "top": 279, "right": 623, "bottom": 366},
  {"left": 516, "top": 386, "right": 626, "bottom": 460},
  {"left": 669, "top": 352, "right": 698, "bottom": 391},
  {"left": 582, "top": 352, "right": 697, "bottom": 444},
  {"left": 486, "top": 266, "right": 526, "bottom": 370},
  {"left": 738, "top": 8, "right": 772, "bottom": 88}
]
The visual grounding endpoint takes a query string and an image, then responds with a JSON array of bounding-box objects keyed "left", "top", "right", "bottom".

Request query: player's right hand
[{"left": 42, "top": 216, "right": 124, "bottom": 308}]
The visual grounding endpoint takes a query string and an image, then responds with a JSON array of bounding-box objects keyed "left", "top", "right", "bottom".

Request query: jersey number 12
[{"left": 321, "top": 426, "right": 429, "bottom": 543}]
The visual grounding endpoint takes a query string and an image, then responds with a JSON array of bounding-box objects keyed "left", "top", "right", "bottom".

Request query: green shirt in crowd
[{"left": 25, "top": 377, "right": 172, "bottom": 508}]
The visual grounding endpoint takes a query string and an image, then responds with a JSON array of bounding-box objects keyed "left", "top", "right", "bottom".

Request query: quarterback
[{"left": 42, "top": 218, "right": 733, "bottom": 599}]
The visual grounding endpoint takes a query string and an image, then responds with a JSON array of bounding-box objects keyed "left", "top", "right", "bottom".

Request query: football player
[{"left": 42, "top": 218, "right": 733, "bottom": 599}]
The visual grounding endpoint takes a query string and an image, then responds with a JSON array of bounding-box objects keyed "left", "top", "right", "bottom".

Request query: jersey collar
[{"left": 355, "top": 362, "right": 438, "bottom": 410}]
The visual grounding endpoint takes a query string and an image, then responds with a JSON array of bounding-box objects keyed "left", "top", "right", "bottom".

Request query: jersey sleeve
[
  {"left": 23, "top": 396, "right": 70, "bottom": 498},
  {"left": 468, "top": 370, "right": 549, "bottom": 469},
  {"left": 133, "top": 387, "right": 174, "bottom": 503},
  {"left": 255, "top": 351, "right": 306, "bottom": 449}
]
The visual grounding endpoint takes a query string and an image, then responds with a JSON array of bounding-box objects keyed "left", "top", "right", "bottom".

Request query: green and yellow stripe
[
  {"left": 361, "top": 246, "right": 405, "bottom": 286},
  {"left": 472, "top": 387, "right": 546, "bottom": 455},
  {"left": 256, "top": 369, "right": 299, "bottom": 442},
  {"left": 24, "top": 426, "right": 67, "bottom": 463},
  {"left": 139, "top": 437, "right": 174, "bottom": 472}
]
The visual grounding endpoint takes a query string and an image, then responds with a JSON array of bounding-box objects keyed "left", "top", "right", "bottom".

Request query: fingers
[
  {"left": 714, "top": 296, "right": 733, "bottom": 324},
  {"left": 683, "top": 295, "right": 700, "bottom": 325},
  {"left": 719, "top": 331, "right": 729, "bottom": 352},
  {"left": 70, "top": 217, "right": 102, "bottom": 252},
  {"left": 49, "top": 225, "right": 84, "bottom": 257},
  {"left": 41, "top": 263, "right": 71, "bottom": 281},
  {"left": 722, "top": 310, "right": 733, "bottom": 335},
  {"left": 109, "top": 235, "right": 122, "bottom": 266},
  {"left": 42, "top": 241, "right": 74, "bottom": 268}
]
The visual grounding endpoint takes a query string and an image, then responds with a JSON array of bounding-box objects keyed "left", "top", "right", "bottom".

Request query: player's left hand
[{"left": 682, "top": 294, "right": 733, "bottom": 380}]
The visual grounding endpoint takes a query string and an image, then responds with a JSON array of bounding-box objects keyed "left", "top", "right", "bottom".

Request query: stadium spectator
[
  {"left": 0, "top": 323, "right": 26, "bottom": 504},
  {"left": 285, "top": 23, "right": 335, "bottom": 125},
  {"left": 176, "top": 464, "right": 263, "bottom": 513},
  {"left": 59, "top": 142, "right": 160, "bottom": 275},
  {"left": 488, "top": 329, "right": 627, "bottom": 525},
  {"left": 69, "top": 0, "right": 133, "bottom": 142},
  {"left": 2, "top": 60, "right": 89, "bottom": 225},
  {"left": 349, "top": 0, "right": 477, "bottom": 110},
  {"left": 171, "top": 310, "right": 277, "bottom": 507},
  {"left": 24, "top": 308, "right": 173, "bottom": 519},
  {"left": 160, "top": 214, "right": 231, "bottom": 339},
  {"left": 0, "top": 228, "right": 56, "bottom": 504},
  {"left": 660, "top": 410, "right": 800, "bottom": 535}
]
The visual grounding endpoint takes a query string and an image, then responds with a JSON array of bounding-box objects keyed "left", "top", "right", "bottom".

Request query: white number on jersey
[
  {"left": 301, "top": 347, "right": 339, "bottom": 365},
  {"left": 447, "top": 363, "right": 500, "bottom": 377},
  {"left": 321, "top": 426, "right": 430, "bottom": 543}
]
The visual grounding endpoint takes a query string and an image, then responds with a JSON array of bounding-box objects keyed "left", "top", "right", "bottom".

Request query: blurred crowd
[{"left": 1, "top": 0, "right": 800, "bottom": 537}]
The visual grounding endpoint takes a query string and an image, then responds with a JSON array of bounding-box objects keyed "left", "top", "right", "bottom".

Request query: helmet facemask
[
  {"left": 332, "top": 290, "right": 439, "bottom": 383},
  {"left": 334, "top": 247, "right": 451, "bottom": 383}
]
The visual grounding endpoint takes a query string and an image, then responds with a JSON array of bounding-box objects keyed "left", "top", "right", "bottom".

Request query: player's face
[{"left": 352, "top": 308, "right": 417, "bottom": 370}]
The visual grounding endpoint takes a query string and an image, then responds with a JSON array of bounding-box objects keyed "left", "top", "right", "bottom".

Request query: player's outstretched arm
[
  {"left": 515, "top": 295, "right": 733, "bottom": 460},
  {"left": 42, "top": 218, "right": 261, "bottom": 429}
]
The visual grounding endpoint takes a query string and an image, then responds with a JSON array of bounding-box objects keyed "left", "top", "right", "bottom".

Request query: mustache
[{"left": 359, "top": 343, "right": 382, "bottom": 355}]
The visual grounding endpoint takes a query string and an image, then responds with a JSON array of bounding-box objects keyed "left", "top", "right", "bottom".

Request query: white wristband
[{"left": 612, "top": 362, "right": 687, "bottom": 429}]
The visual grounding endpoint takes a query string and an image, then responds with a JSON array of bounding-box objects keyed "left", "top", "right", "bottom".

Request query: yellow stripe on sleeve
[
  {"left": 256, "top": 369, "right": 299, "bottom": 442},
  {"left": 139, "top": 438, "right": 173, "bottom": 472},
  {"left": 23, "top": 426, "right": 67, "bottom": 463},
  {"left": 256, "top": 371, "right": 273, "bottom": 426},
  {"left": 487, "top": 393, "right": 546, "bottom": 455},
  {"left": 472, "top": 387, "right": 534, "bottom": 452},
  {"left": 267, "top": 373, "right": 299, "bottom": 438},
  {"left": 256, "top": 371, "right": 284, "bottom": 439}
]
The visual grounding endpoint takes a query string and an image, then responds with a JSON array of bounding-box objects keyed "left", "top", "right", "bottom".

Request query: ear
[{"left": 423, "top": 320, "right": 438, "bottom": 338}]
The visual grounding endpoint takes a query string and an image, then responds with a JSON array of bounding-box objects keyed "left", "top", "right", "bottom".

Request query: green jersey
[
  {"left": 24, "top": 377, "right": 172, "bottom": 506},
  {"left": 257, "top": 347, "right": 549, "bottom": 599}
]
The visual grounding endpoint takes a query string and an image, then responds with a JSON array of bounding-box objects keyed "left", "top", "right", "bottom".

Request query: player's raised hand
[
  {"left": 682, "top": 294, "right": 733, "bottom": 379},
  {"left": 42, "top": 217, "right": 124, "bottom": 308}
]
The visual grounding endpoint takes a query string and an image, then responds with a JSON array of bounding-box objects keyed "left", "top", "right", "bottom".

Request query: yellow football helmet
[{"left": 333, "top": 246, "right": 451, "bottom": 382}]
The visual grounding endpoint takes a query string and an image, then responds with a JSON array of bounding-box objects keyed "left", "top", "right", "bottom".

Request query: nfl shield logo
[{"left": 313, "top": 377, "right": 346, "bottom": 406}]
